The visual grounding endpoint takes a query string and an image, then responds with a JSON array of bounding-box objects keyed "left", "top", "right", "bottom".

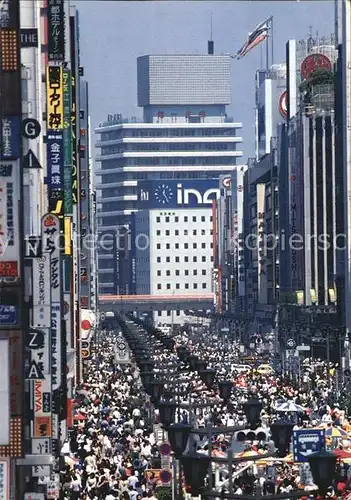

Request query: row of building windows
[
  {"left": 156, "top": 255, "right": 213, "bottom": 263},
  {"left": 157, "top": 283, "right": 208, "bottom": 290},
  {"left": 157, "top": 269, "right": 207, "bottom": 276},
  {"left": 100, "top": 128, "right": 237, "bottom": 141},
  {"left": 101, "top": 143, "right": 237, "bottom": 155},
  {"left": 156, "top": 242, "right": 213, "bottom": 249},
  {"left": 156, "top": 215, "right": 213, "bottom": 223},
  {"left": 100, "top": 157, "right": 238, "bottom": 167}
]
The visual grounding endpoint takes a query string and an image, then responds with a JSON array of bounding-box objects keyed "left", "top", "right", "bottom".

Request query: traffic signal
[{"left": 235, "top": 428, "right": 269, "bottom": 442}]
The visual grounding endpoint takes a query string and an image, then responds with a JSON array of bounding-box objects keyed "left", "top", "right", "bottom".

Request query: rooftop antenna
[{"left": 208, "top": 12, "right": 214, "bottom": 55}]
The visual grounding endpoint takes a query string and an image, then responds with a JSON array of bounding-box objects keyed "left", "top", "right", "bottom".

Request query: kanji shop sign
[
  {"left": 46, "top": 66, "right": 63, "bottom": 130},
  {"left": 46, "top": 131, "right": 63, "bottom": 190}
]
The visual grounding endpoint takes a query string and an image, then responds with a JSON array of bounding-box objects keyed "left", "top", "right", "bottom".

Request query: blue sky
[{"left": 78, "top": 0, "right": 334, "bottom": 159}]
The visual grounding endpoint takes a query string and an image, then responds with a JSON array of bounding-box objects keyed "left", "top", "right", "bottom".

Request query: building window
[
  {"left": 193, "top": 230, "right": 197, "bottom": 235},
  {"left": 158, "top": 311, "right": 162, "bottom": 316},
  {"left": 201, "top": 216, "right": 205, "bottom": 222},
  {"left": 156, "top": 217, "right": 161, "bottom": 223},
  {"left": 166, "top": 243, "right": 170, "bottom": 249},
  {"left": 193, "top": 243, "right": 197, "bottom": 249},
  {"left": 165, "top": 217, "right": 170, "bottom": 222},
  {"left": 157, "top": 270, "right": 161, "bottom": 276},
  {"left": 210, "top": 229, "right": 213, "bottom": 235},
  {"left": 184, "top": 216, "right": 188, "bottom": 222},
  {"left": 193, "top": 283, "right": 198, "bottom": 289},
  {"left": 210, "top": 243, "right": 213, "bottom": 248},
  {"left": 201, "top": 229, "right": 206, "bottom": 235},
  {"left": 185, "top": 256, "right": 189, "bottom": 262},
  {"left": 175, "top": 230, "right": 179, "bottom": 236},
  {"left": 193, "top": 270, "right": 197, "bottom": 275},
  {"left": 176, "top": 270, "right": 180, "bottom": 276},
  {"left": 185, "top": 283, "right": 189, "bottom": 289},
  {"left": 175, "top": 256, "right": 180, "bottom": 262},
  {"left": 157, "top": 230, "right": 161, "bottom": 236},
  {"left": 202, "top": 256, "right": 206, "bottom": 262},
  {"left": 202, "top": 269, "right": 206, "bottom": 275},
  {"left": 157, "top": 257, "right": 161, "bottom": 263},
  {"left": 201, "top": 243, "right": 206, "bottom": 249},
  {"left": 157, "top": 243, "right": 161, "bottom": 249},
  {"left": 184, "top": 243, "right": 188, "bottom": 249},
  {"left": 175, "top": 216, "right": 179, "bottom": 222},
  {"left": 157, "top": 284, "right": 161, "bottom": 289},
  {"left": 211, "top": 256, "right": 213, "bottom": 262},
  {"left": 193, "top": 256, "right": 197, "bottom": 262},
  {"left": 185, "top": 270, "right": 189, "bottom": 275},
  {"left": 166, "top": 270, "right": 170, "bottom": 276},
  {"left": 166, "top": 283, "right": 171, "bottom": 290},
  {"left": 202, "top": 283, "right": 207, "bottom": 289},
  {"left": 166, "top": 230, "right": 170, "bottom": 236},
  {"left": 193, "top": 216, "right": 196, "bottom": 222},
  {"left": 166, "top": 257, "right": 170, "bottom": 262},
  {"left": 184, "top": 229, "right": 188, "bottom": 236},
  {"left": 176, "top": 310, "right": 180, "bottom": 316},
  {"left": 210, "top": 216, "right": 213, "bottom": 222},
  {"left": 167, "top": 310, "right": 171, "bottom": 316},
  {"left": 176, "top": 283, "right": 180, "bottom": 289},
  {"left": 175, "top": 243, "right": 179, "bottom": 249}
]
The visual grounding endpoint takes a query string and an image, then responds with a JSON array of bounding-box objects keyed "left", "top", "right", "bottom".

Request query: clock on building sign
[{"left": 154, "top": 184, "right": 173, "bottom": 204}]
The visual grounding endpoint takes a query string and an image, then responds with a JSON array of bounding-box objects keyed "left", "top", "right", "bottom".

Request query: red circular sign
[
  {"left": 279, "top": 91, "right": 288, "bottom": 119},
  {"left": 81, "top": 319, "right": 91, "bottom": 330},
  {"left": 300, "top": 53, "right": 332, "bottom": 80},
  {"left": 160, "top": 469, "right": 172, "bottom": 483},
  {"left": 159, "top": 443, "right": 171, "bottom": 456}
]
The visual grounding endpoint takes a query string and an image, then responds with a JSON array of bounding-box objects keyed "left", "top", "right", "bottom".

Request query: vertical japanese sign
[
  {"left": 0, "top": 161, "right": 20, "bottom": 277},
  {"left": 41, "top": 214, "right": 62, "bottom": 392},
  {"left": 257, "top": 183, "right": 267, "bottom": 304},
  {"left": 9, "top": 330, "right": 22, "bottom": 416},
  {"left": 235, "top": 169, "right": 245, "bottom": 297},
  {"left": 47, "top": 0, "right": 65, "bottom": 62},
  {"left": 0, "top": 459, "right": 9, "bottom": 500},
  {"left": 32, "top": 379, "right": 52, "bottom": 438},
  {"left": 63, "top": 69, "right": 73, "bottom": 215},
  {"left": 0, "top": 117, "right": 20, "bottom": 160},
  {"left": 46, "top": 131, "right": 63, "bottom": 190},
  {"left": 46, "top": 66, "right": 64, "bottom": 130},
  {"left": 32, "top": 254, "right": 51, "bottom": 328},
  {"left": 70, "top": 15, "right": 78, "bottom": 204}
]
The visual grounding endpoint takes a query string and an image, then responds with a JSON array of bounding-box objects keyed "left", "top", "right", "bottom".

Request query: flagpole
[
  {"left": 270, "top": 16, "right": 274, "bottom": 66},
  {"left": 265, "top": 30, "right": 269, "bottom": 70}
]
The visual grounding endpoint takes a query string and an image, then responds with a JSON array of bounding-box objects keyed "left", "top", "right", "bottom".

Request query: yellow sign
[
  {"left": 46, "top": 66, "right": 64, "bottom": 130},
  {"left": 81, "top": 348, "right": 90, "bottom": 359},
  {"left": 64, "top": 216, "right": 72, "bottom": 255}
]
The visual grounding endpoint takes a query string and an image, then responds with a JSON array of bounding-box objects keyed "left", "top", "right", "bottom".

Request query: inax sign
[{"left": 137, "top": 180, "right": 221, "bottom": 209}]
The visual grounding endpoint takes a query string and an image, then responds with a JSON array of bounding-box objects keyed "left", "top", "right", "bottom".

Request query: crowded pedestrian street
[{"left": 60, "top": 317, "right": 351, "bottom": 499}]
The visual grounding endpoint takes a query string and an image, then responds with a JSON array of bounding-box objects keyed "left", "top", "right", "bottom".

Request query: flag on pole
[{"left": 235, "top": 17, "right": 271, "bottom": 59}]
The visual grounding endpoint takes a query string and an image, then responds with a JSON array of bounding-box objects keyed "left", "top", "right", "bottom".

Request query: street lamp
[
  {"left": 139, "top": 361, "right": 154, "bottom": 373},
  {"left": 158, "top": 402, "right": 177, "bottom": 428},
  {"left": 308, "top": 450, "right": 337, "bottom": 496},
  {"left": 218, "top": 380, "right": 233, "bottom": 401},
  {"left": 145, "top": 379, "right": 164, "bottom": 404},
  {"left": 270, "top": 420, "right": 294, "bottom": 458},
  {"left": 167, "top": 423, "right": 193, "bottom": 458},
  {"left": 180, "top": 453, "right": 211, "bottom": 496},
  {"left": 140, "top": 371, "right": 155, "bottom": 386},
  {"left": 243, "top": 397, "right": 262, "bottom": 428}
]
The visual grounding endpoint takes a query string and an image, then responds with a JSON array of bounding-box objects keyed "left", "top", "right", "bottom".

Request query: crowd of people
[{"left": 61, "top": 320, "right": 351, "bottom": 499}]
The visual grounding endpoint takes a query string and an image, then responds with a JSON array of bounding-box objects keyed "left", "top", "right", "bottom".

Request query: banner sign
[
  {"left": 0, "top": 305, "right": 17, "bottom": 325},
  {"left": 63, "top": 69, "right": 73, "bottom": 214},
  {"left": 293, "top": 429, "right": 325, "bottom": 463},
  {"left": 33, "top": 379, "right": 52, "bottom": 438},
  {"left": 0, "top": 117, "right": 20, "bottom": 160},
  {"left": 0, "top": 161, "right": 20, "bottom": 278},
  {"left": 32, "top": 253, "right": 51, "bottom": 328},
  {"left": 70, "top": 14, "right": 78, "bottom": 204},
  {"left": 41, "top": 214, "right": 61, "bottom": 392},
  {"left": 46, "top": 66, "right": 64, "bottom": 130},
  {"left": 0, "top": 459, "right": 10, "bottom": 500},
  {"left": 47, "top": 0, "right": 65, "bottom": 62},
  {"left": 137, "top": 180, "right": 221, "bottom": 209},
  {"left": 9, "top": 331, "right": 23, "bottom": 416},
  {"left": 46, "top": 130, "right": 63, "bottom": 189},
  {"left": 26, "top": 328, "right": 50, "bottom": 375}
]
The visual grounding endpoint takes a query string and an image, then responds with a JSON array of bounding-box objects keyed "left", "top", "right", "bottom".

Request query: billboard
[
  {"left": 47, "top": 130, "right": 63, "bottom": 190},
  {"left": 0, "top": 340, "right": 9, "bottom": 444},
  {"left": 32, "top": 254, "right": 51, "bottom": 328},
  {"left": 0, "top": 161, "right": 20, "bottom": 278},
  {"left": 0, "top": 117, "right": 20, "bottom": 160},
  {"left": 137, "top": 180, "right": 221, "bottom": 210},
  {"left": 9, "top": 331, "right": 22, "bottom": 416},
  {"left": 293, "top": 429, "right": 325, "bottom": 463},
  {"left": 70, "top": 14, "right": 78, "bottom": 204},
  {"left": 33, "top": 379, "right": 52, "bottom": 438},
  {"left": 47, "top": 0, "right": 65, "bottom": 62},
  {"left": 46, "top": 66, "right": 64, "bottom": 130},
  {"left": 63, "top": 69, "right": 73, "bottom": 215}
]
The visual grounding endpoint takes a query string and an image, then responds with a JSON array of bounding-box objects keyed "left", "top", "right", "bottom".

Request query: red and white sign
[
  {"left": 300, "top": 53, "right": 332, "bottom": 80},
  {"left": 279, "top": 91, "right": 288, "bottom": 119},
  {"left": 0, "top": 161, "right": 20, "bottom": 277}
]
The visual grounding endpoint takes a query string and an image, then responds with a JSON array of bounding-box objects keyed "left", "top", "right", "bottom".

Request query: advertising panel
[
  {"left": 63, "top": 69, "right": 73, "bottom": 214},
  {"left": 33, "top": 379, "right": 52, "bottom": 438},
  {"left": 46, "top": 130, "right": 64, "bottom": 190},
  {"left": 257, "top": 183, "right": 267, "bottom": 304},
  {"left": 137, "top": 180, "right": 221, "bottom": 210},
  {"left": 0, "top": 117, "right": 20, "bottom": 160},
  {"left": 32, "top": 253, "right": 51, "bottom": 328},
  {"left": 233, "top": 168, "right": 245, "bottom": 297},
  {"left": 47, "top": 0, "right": 65, "bottom": 62},
  {"left": 0, "top": 459, "right": 10, "bottom": 500},
  {"left": 46, "top": 66, "right": 64, "bottom": 130},
  {"left": 0, "top": 340, "right": 9, "bottom": 445},
  {"left": 70, "top": 15, "right": 78, "bottom": 204},
  {"left": 0, "top": 160, "right": 20, "bottom": 277},
  {"left": 293, "top": 429, "right": 325, "bottom": 463},
  {"left": 41, "top": 214, "right": 62, "bottom": 392},
  {"left": 130, "top": 213, "right": 136, "bottom": 294},
  {"left": 9, "top": 330, "right": 22, "bottom": 416},
  {"left": 26, "top": 328, "right": 50, "bottom": 375}
]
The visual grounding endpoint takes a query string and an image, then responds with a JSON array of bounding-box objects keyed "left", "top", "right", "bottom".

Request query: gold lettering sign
[{"left": 46, "top": 66, "right": 64, "bottom": 130}]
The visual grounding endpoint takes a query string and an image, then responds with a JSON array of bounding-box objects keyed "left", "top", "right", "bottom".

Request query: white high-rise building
[{"left": 95, "top": 54, "right": 243, "bottom": 320}]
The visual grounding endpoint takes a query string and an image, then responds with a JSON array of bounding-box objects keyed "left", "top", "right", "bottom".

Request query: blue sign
[
  {"left": 1, "top": 116, "right": 20, "bottom": 160},
  {"left": 137, "top": 180, "right": 220, "bottom": 209},
  {"left": 293, "top": 429, "right": 325, "bottom": 462},
  {"left": 0, "top": 305, "right": 17, "bottom": 325},
  {"left": 47, "top": 130, "right": 64, "bottom": 189}
]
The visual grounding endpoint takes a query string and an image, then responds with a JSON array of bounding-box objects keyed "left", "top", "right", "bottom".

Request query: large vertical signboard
[
  {"left": 63, "top": 69, "right": 73, "bottom": 215},
  {"left": 47, "top": 0, "right": 65, "bottom": 62},
  {"left": 70, "top": 15, "right": 78, "bottom": 204}
]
